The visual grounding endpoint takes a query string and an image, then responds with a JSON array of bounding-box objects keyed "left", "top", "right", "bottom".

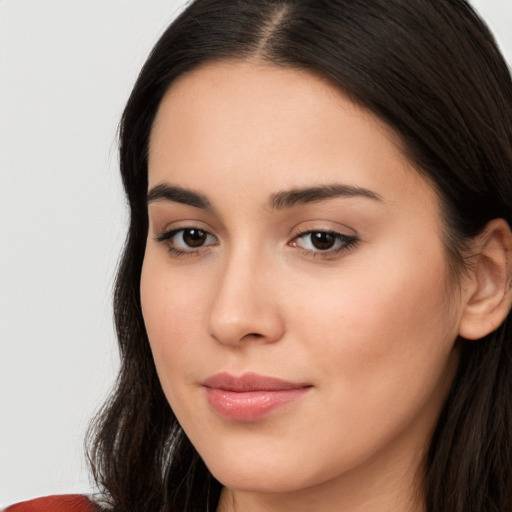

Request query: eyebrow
[
  {"left": 270, "top": 184, "right": 382, "bottom": 210},
  {"left": 146, "top": 182, "right": 382, "bottom": 210},
  {"left": 147, "top": 184, "right": 211, "bottom": 209}
]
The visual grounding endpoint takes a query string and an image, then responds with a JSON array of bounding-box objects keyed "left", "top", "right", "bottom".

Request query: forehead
[
  {"left": 148, "top": 59, "right": 437, "bottom": 211},
  {"left": 150, "top": 59, "right": 394, "bottom": 154}
]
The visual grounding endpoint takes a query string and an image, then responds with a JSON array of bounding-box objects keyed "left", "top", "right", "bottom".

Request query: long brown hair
[{"left": 87, "top": 1, "right": 512, "bottom": 510}]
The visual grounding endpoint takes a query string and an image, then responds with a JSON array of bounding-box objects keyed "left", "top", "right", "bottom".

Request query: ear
[{"left": 458, "top": 219, "right": 512, "bottom": 340}]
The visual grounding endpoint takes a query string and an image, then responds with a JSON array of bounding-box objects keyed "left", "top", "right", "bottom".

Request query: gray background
[{"left": 1, "top": 0, "right": 511, "bottom": 506}]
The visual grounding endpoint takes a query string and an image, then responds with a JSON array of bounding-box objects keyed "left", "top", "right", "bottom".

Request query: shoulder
[{"left": 3, "top": 495, "right": 108, "bottom": 512}]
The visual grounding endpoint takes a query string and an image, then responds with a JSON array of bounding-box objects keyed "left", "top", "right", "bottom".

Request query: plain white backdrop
[{"left": 1, "top": 0, "right": 511, "bottom": 506}]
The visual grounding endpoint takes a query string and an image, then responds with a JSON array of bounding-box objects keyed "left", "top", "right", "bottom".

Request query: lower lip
[{"left": 204, "top": 387, "right": 310, "bottom": 421}]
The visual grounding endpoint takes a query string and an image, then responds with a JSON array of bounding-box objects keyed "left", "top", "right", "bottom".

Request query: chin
[
  {"left": 202, "top": 449, "right": 325, "bottom": 494},
  {"left": 210, "top": 467, "right": 308, "bottom": 494}
]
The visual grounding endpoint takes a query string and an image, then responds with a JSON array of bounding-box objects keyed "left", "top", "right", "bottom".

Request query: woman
[{"left": 7, "top": 0, "right": 512, "bottom": 511}]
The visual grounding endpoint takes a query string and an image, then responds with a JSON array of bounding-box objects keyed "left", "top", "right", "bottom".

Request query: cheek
[
  {"left": 270, "top": 250, "right": 459, "bottom": 477},
  {"left": 306, "top": 235, "right": 452, "bottom": 340},
  {"left": 140, "top": 255, "right": 208, "bottom": 384},
  {"left": 289, "top": 240, "right": 458, "bottom": 410}
]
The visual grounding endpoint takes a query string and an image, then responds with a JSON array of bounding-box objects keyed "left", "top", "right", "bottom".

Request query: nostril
[{"left": 207, "top": 289, "right": 285, "bottom": 345}]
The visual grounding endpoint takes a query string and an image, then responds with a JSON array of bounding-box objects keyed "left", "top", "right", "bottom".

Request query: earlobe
[{"left": 458, "top": 219, "right": 512, "bottom": 340}]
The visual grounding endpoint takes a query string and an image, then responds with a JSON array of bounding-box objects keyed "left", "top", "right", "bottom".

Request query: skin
[{"left": 141, "top": 60, "right": 469, "bottom": 512}]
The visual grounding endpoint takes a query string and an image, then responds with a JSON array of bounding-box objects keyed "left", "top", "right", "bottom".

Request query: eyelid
[
  {"left": 291, "top": 230, "right": 357, "bottom": 249},
  {"left": 290, "top": 221, "right": 357, "bottom": 241},
  {"left": 288, "top": 223, "right": 359, "bottom": 258},
  {"left": 155, "top": 225, "right": 218, "bottom": 255},
  {"left": 153, "top": 217, "right": 216, "bottom": 242}
]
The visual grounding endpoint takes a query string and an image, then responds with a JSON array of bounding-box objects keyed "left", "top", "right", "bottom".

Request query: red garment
[{"left": 4, "top": 495, "right": 103, "bottom": 512}]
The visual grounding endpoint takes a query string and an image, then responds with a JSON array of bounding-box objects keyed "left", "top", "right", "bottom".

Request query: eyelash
[
  {"left": 155, "top": 228, "right": 358, "bottom": 259},
  {"left": 156, "top": 228, "right": 218, "bottom": 257},
  {"left": 291, "top": 229, "right": 358, "bottom": 258}
]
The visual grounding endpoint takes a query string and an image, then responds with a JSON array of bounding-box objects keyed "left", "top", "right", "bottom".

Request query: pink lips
[{"left": 202, "top": 372, "right": 311, "bottom": 422}]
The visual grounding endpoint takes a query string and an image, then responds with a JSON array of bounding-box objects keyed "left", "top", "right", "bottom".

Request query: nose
[{"left": 207, "top": 250, "right": 285, "bottom": 346}]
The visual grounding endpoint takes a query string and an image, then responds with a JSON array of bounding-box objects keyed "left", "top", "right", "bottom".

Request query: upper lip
[{"left": 202, "top": 372, "right": 311, "bottom": 392}]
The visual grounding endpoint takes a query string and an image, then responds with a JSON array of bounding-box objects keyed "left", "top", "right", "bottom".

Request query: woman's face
[{"left": 142, "top": 61, "right": 464, "bottom": 505}]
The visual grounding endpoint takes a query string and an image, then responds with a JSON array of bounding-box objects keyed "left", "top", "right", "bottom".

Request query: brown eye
[
  {"left": 291, "top": 230, "right": 358, "bottom": 256},
  {"left": 310, "top": 232, "right": 336, "bottom": 250},
  {"left": 156, "top": 227, "right": 217, "bottom": 254},
  {"left": 182, "top": 229, "right": 207, "bottom": 247}
]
